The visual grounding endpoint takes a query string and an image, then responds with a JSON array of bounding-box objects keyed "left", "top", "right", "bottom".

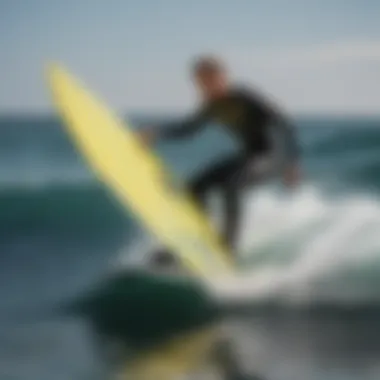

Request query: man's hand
[
  {"left": 282, "top": 164, "right": 301, "bottom": 188},
  {"left": 137, "top": 127, "right": 158, "bottom": 146}
]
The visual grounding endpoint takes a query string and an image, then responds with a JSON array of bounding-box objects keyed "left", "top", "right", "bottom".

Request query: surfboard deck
[{"left": 46, "top": 64, "right": 234, "bottom": 278}]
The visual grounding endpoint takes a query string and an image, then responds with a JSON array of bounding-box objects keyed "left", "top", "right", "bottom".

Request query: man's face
[{"left": 193, "top": 69, "right": 228, "bottom": 100}]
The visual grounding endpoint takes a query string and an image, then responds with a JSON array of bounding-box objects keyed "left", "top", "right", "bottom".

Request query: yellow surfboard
[{"left": 46, "top": 64, "right": 233, "bottom": 278}]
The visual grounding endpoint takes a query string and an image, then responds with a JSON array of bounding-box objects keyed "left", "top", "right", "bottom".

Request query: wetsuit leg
[
  {"left": 149, "top": 156, "right": 243, "bottom": 268},
  {"left": 150, "top": 154, "right": 278, "bottom": 267},
  {"left": 188, "top": 155, "right": 245, "bottom": 251},
  {"left": 222, "top": 181, "right": 240, "bottom": 250},
  {"left": 195, "top": 153, "right": 278, "bottom": 251}
]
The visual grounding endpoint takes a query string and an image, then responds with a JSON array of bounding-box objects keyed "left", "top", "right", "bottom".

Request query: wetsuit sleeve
[
  {"left": 269, "top": 108, "right": 300, "bottom": 163},
  {"left": 242, "top": 88, "right": 300, "bottom": 163},
  {"left": 157, "top": 107, "right": 210, "bottom": 140}
]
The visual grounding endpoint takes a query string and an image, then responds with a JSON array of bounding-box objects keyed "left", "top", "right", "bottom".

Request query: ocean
[{"left": 1, "top": 114, "right": 380, "bottom": 380}]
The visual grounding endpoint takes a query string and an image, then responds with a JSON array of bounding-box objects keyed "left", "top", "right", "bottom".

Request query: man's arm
[
  {"left": 271, "top": 111, "right": 300, "bottom": 164},
  {"left": 272, "top": 112, "right": 301, "bottom": 187},
  {"left": 242, "top": 87, "right": 301, "bottom": 185},
  {"left": 243, "top": 87, "right": 300, "bottom": 163},
  {"left": 268, "top": 105, "right": 301, "bottom": 187},
  {"left": 139, "top": 107, "right": 210, "bottom": 145}
]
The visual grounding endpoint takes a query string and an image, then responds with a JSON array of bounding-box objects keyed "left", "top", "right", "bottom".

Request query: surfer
[{"left": 139, "top": 55, "right": 300, "bottom": 254}]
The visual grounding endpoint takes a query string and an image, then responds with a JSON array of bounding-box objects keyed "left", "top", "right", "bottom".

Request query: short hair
[{"left": 191, "top": 55, "right": 225, "bottom": 76}]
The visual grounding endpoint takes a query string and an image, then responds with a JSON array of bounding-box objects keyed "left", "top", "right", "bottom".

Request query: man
[{"left": 140, "top": 55, "right": 300, "bottom": 258}]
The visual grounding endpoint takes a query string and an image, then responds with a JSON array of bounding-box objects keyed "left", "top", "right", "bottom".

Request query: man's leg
[
  {"left": 190, "top": 173, "right": 241, "bottom": 252},
  {"left": 150, "top": 155, "right": 243, "bottom": 268},
  {"left": 221, "top": 153, "right": 280, "bottom": 252},
  {"left": 188, "top": 155, "right": 245, "bottom": 255},
  {"left": 221, "top": 182, "right": 240, "bottom": 251}
]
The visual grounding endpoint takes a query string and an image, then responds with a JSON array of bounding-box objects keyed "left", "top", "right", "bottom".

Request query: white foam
[
  {"left": 115, "top": 184, "right": 380, "bottom": 305},
  {"left": 210, "top": 185, "right": 380, "bottom": 304}
]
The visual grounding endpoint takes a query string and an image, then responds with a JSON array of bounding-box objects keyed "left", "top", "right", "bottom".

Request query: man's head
[{"left": 191, "top": 56, "right": 229, "bottom": 99}]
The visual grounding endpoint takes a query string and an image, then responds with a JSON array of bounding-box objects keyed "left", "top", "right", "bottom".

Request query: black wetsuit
[{"left": 158, "top": 86, "right": 299, "bottom": 252}]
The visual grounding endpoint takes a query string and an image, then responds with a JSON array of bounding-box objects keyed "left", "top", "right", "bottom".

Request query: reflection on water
[{"left": 225, "top": 311, "right": 380, "bottom": 380}]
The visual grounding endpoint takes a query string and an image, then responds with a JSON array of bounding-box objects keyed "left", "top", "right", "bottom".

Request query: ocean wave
[
  {"left": 205, "top": 185, "right": 380, "bottom": 306},
  {"left": 308, "top": 122, "right": 380, "bottom": 157},
  {"left": 0, "top": 180, "right": 131, "bottom": 237},
  {"left": 2, "top": 118, "right": 380, "bottom": 307}
]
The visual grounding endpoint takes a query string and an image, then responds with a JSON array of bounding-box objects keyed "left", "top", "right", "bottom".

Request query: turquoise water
[{"left": 1, "top": 115, "right": 380, "bottom": 379}]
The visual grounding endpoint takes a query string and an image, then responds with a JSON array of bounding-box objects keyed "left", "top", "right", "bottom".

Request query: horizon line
[{"left": 1, "top": 109, "right": 380, "bottom": 119}]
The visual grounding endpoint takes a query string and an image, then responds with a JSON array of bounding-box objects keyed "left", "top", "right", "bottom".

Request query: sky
[{"left": 1, "top": 0, "right": 380, "bottom": 114}]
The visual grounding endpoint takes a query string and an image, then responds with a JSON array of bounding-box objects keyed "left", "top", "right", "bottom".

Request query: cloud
[
  {"left": 218, "top": 40, "right": 380, "bottom": 114},
  {"left": 278, "top": 40, "right": 380, "bottom": 67},
  {"left": 225, "top": 40, "right": 380, "bottom": 70},
  {"left": 1, "top": 40, "right": 380, "bottom": 114}
]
